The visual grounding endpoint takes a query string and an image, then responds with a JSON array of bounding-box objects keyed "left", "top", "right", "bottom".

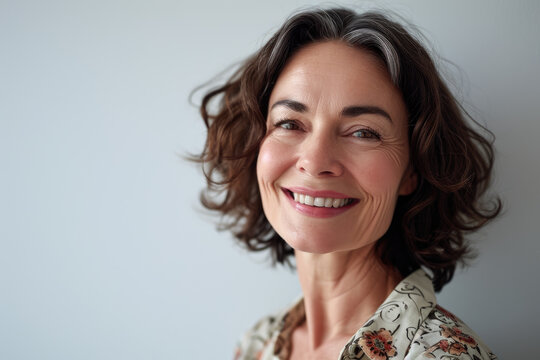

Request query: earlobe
[{"left": 398, "top": 167, "right": 417, "bottom": 196}]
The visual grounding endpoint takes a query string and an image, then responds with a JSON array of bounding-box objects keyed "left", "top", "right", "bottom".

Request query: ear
[{"left": 398, "top": 165, "right": 417, "bottom": 196}]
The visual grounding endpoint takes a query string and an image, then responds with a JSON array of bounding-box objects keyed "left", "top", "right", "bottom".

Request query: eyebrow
[
  {"left": 341, "top": 105, "right": 393, "bottom": 123},
  {"left": 270, "top": 99, "right": 307, "bottom": 113},
  {"left": 270, "top": 99, "right": 393, "bottom": 123}
]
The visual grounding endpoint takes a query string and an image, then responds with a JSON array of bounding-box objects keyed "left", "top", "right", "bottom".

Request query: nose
[{"left": 295, "top": 132, "right": 344, "bottom": 177}]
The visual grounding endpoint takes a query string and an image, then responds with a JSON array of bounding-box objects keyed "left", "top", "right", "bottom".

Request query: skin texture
[{"left": 256, "top": 41, "right": 417, "bottom": 358}]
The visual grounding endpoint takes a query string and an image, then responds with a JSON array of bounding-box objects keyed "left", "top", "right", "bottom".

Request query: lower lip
[{"left": 283, "top": 190, "right": 356, "bottom": 218}]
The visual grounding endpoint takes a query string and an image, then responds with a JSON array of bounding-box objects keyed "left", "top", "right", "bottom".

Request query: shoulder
[
  {"left": 233, "top": 307, "right": 288, "bottom": 360},
  {"left": 405, "top": 305, "right": 497, "bottom": 360}
]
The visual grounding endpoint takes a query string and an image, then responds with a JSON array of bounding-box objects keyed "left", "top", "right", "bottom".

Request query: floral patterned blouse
[{"left": 234, "top": 269, "right": 496, "bottom": 360}]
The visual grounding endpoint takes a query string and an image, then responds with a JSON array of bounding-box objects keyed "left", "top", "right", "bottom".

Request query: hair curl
[{"left": 193, "top": 7, "right": 501, "bottom": 291}]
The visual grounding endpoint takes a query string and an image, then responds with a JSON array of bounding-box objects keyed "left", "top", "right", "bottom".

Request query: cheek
[
  {"left": 256, "top": 138, "right": 294, "bottom": 233},
  {"left": 256, "top": 138, "right": 290, "bottom": 188},
  {"left": 351, "top": 150, "right": 408, "bottom": 195}
]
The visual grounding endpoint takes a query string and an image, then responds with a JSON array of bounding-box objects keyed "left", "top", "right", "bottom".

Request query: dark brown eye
[
  {"left": 352, "top": 129, "right": 380, "bottom": 140},
  {"left": 275, "top": 120, "right": 300, "bottom": 130}
]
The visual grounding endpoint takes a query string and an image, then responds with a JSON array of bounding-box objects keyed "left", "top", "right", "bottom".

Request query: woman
[{"left": 194, "top": 7, "right": 501, "bottom": 360}]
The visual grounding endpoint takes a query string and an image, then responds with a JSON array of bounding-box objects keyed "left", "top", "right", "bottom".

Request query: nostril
[
  {"left": 296, "top": 153, "right": 343, "bottom": 177},
  {"left": 319, "top": 170, "right": 335, "bottom": 175}
]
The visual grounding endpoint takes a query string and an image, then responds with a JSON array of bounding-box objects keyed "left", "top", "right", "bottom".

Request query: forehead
[{"left": 269, "top": 41, "right": 406, "bottom": 119}]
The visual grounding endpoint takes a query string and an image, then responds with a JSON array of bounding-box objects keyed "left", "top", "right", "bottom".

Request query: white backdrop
[{"left": 1, "top": 0, "right": 539, "bottom": 359}]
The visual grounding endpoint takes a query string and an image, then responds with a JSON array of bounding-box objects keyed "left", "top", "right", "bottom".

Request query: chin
[
  {"left": 279, "top": 225, "right": 383, "bottom": 256},
  {"left": 281, "top": 231, "right": 349, "bottom": 255}
]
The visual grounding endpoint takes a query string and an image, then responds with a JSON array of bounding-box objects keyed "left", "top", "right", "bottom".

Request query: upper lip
[{"left": 283, "top": 186, "right": 353, "bottom": 199}]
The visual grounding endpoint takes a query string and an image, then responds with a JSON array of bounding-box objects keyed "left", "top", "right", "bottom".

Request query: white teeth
[
  {"left": 291, "top": 191, "right": 351, "bottom": 208},
  {"left": 313, "top": 197, "right": 325, "bottom": 207}
]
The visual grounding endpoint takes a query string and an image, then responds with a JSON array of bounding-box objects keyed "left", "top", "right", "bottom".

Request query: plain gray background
[{"left": 1, "top": 0, "right": 539, "bottom": 358}]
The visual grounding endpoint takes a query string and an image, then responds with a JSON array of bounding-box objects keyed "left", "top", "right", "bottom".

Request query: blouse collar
[{"left": 338, "top": 268, "right": 436, "bottom": 360}]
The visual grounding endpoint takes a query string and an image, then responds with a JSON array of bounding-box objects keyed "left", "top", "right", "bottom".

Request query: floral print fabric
[
  {"left": 357, "top": 329, "right": 397, "bottom": 360},
  {"left": 234, "top": 269, "right": 497, "bottom": 360}
]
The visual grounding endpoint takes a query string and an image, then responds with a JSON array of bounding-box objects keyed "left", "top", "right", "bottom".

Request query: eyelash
[
  {"left": 273, "top": 119, "right": 381, "bottom": 140},
  {"left": 274, "top": 119, "right": 301, "bottom": 131},
  {"left": 351, "top": 127, "right": 381, "bottom": 140}
]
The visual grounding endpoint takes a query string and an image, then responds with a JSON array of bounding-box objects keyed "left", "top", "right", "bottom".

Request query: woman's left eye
[{"left": 351, "top": 129, "right": 381, "bottom": 140}]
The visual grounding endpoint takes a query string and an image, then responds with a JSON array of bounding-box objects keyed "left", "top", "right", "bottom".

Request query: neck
[{"left": 295, "top": 245, "right": 401, "bottom": 350}]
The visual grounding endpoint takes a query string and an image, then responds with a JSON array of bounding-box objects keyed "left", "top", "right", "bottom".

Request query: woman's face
[{"left": 256, "top": 41, "right": 416, "bottom": 254}]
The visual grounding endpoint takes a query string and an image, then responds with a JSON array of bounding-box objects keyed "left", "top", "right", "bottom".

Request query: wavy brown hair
[{"left": 193, "top": 7, "right": 501, "bottom": 291}]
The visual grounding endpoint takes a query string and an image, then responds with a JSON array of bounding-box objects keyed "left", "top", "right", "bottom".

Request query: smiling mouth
[{"left": 286, "top": 190, "right": 356, "bottom": 208}]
